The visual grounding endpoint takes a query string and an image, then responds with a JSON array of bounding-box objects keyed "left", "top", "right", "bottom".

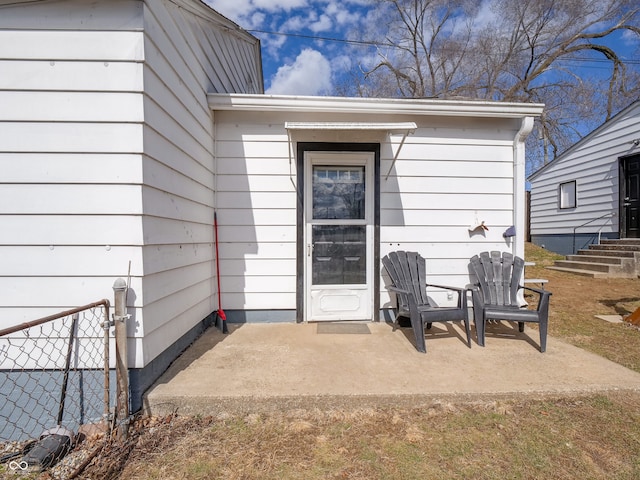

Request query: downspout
[{"left": 513, "top": 117, "right": 535, "bottom": 261}]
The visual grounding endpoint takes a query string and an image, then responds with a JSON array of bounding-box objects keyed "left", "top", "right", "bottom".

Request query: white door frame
[{"left": 304, "top": 151, "right": 375, "bottom": 321}]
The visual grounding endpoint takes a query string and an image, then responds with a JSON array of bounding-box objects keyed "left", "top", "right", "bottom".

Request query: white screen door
[{"left": 305, "top": 152, "right": 374, "bottom": 321}]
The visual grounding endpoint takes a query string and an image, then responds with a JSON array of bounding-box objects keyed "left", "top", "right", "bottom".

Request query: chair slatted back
[
  {"left": 382, "top": 251, "right": 431, "bottom": 311},
  {"left": 470, "top": 251, "right": 524, "bottom": 307}
]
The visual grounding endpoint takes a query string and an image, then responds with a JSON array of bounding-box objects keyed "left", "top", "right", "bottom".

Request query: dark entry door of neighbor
[{"left": 623, "top": 155, "right": 640, "bottom": 238}]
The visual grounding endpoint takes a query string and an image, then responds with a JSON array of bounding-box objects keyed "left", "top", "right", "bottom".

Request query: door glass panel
[
  {"left": 312, "top": 225, "right": 366, "bottom": 285},
  {"left": 313, "top": 166, "right": 365, "bottom": 219}
]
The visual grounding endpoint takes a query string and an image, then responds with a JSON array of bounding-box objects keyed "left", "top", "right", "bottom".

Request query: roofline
[
  {"left": 208, "top": 93, "right": 545, "bottom": 118},
  {"left": 171, "top": 2, "right": 265, "bottom": 93},
  {"left": 528, "top": 99, "right": 640, "bottom": 181}
]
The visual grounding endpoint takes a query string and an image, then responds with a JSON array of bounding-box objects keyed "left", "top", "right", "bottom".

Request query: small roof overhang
[
  {"left": 209, "top": 93, "right": 544, "bottom": 184},
  {"left": 284, "top": 122, "right": 418, "bottom": 181},
  {"left": 284, "top": 121, "right": 417, "bottom": 132},
  {"left": 208, "top": 93, "right": 544, "bottom": 118}
]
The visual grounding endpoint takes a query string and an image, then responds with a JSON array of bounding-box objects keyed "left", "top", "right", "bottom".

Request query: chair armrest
[
  {"left": 469, "top": 285, "right": 482, "bottom": 300},
  {"left": 520, "top": 285, "right": 551, "bottom": 297},
  {"left": 425, "top": 283, "right": 465, "bottom": 293},
  {"left": 425, "top": 283, "right": 469, "bottom": 309},
  {"left": 468, "top": 285, "right": 485, "bottom": 323},
  {"left": 386, "top": 285, "right": 411, "bottom": 295},
  {"left": 520, "top": 285, "right": 552, "bottom": 312}
]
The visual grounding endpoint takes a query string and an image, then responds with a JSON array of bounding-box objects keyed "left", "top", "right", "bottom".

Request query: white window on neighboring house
[{"left": 559, "top": 180, "right": 577, "bottom": 209}]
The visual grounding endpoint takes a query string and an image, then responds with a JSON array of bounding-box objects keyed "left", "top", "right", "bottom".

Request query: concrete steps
[{"left": 546, "top": 239, "right": 640, "bottom": 278}]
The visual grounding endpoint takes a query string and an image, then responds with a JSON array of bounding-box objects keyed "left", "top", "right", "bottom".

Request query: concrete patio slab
[{"left": 143, "top": 321, "right": 640, "bottom": 416}]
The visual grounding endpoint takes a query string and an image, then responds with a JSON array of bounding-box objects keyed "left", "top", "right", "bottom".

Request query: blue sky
[
  {"left": 206, "top": 0, "right": 639, "bottom": 97},
  {"left": 206, "top": 0, "right": 379, "bottom": 95}
]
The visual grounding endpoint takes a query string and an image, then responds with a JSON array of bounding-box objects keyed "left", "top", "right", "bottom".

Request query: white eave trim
[{"left": 209, "top": 93, "right": 545, "bottom": 118}]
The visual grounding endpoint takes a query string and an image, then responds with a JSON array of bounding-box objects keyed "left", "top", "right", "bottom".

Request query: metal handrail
[
  {"left": 572, "top": 212, "right": 616, "bottom": 254},
  {"left": 0, "top": 299, "right": 110, "bottom": 337}
]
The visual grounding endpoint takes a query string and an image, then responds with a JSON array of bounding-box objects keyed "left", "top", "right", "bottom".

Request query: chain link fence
[{"left": 0, "top": 300, "right": 112, "bottom": 442}]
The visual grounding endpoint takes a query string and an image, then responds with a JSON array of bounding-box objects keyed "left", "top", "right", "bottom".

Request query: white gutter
[
  {"left": 209, "top": 93, "right": 545, "bottom": 118},
  {"left": 513, "top": 116, "right": 535, "bottom": 261}
]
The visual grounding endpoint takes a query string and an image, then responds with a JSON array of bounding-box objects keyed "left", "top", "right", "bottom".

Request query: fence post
[
  {"left": 113, "top": 278, "right": 129, "bottom": 439},
  {"left": 102, "top": 301, "right": 111, "bottom": 425}
]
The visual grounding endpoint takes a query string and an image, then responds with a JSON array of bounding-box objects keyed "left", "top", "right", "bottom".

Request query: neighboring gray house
[
  {"left": 1, "top": 0, "right": 544, "bottom": 412},
  {"left": 529, "top": 101, "right": 640, "bottom": 255}
]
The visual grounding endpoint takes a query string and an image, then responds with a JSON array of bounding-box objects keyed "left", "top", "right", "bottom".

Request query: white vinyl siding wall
[
  {"left": 530, "top": 103, "right": 640, "bottom": 236},
  {"left": 0, "top": 0, "right": 262, "bottom": 368},
  {"left": 0, "top": 1, "right": 146, "bottom": 346},
  {"left": 380, "top": 119, "right": 516, "bottom": 287},
  {"left": 138, "top": 0, "right": 262, "bottom": 365},
  {"left": 213, "top": 110, "right": 523, "bottom": 312},
  {"left": 214, "top": 114, "right": 298, "bottom": 312}
]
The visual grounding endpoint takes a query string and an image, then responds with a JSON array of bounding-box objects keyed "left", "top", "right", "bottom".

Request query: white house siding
[
  {"left": 529, "top": 102, "right": 640, "bottom": 254},
  {"left": 0, "top": 0, "right": 146, "bottom": 341},
  {"left": 138, "top": 0, "right": 262, "bottom": 366},
  {"left": 380, "top": 116, "right": 519, "bottom": 292},
  {"left": 0, "top": 0, "right": 262, "bottom": 385},
  {"left": 212, "top": 103, "right": 533, "bottom": 316},
  {"left": 213, "top": 113, "right": 298, "bottom": 318}
]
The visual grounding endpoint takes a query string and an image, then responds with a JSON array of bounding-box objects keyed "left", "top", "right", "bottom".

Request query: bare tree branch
[{"left": 354, "top": 0, "right": 640, "bottom": 167}]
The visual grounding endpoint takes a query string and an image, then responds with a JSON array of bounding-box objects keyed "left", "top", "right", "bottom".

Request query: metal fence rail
[{"left": 0, "top": 300, "right": 111, "bottom": 442}]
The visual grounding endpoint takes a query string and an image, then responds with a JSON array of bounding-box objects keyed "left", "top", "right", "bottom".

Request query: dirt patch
[{"left": 86, "top": 392, "right": 640, "bottom": 480}]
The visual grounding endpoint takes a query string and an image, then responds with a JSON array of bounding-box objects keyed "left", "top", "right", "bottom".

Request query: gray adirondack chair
[
  {"left": 382, "top": 251, "right": 471, "bottom": 353},
  {"left": 469, "top": 251, "right": 552, "bottom": 352}
]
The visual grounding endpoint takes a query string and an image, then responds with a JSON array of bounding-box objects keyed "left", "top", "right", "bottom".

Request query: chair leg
[
  {"left": 410, "top": 313, "right": 426, "bottom": 353},
  {"left": 476, "top": 313, "right": 486, "bottom": 347},
  {"left": 539, "top": 319, "right": 548, "bottom": 353},
  {"left": 463, "top": 310, "right": 472, "bottom": 348},
  {"left": 518, "top": 321, "right": 525, "bottom": 332}
]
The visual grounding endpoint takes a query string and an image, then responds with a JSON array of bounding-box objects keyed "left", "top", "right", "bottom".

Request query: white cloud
[
  {"left": 207, "top": 0, "right": 308, "bottom": 22},
  {"left": 331, "top": 54, "right": 353, "bottom": 72},
  {"left": 252, "top": 0, "right": 308, "bottom": 12},
  {"left": 205, "top": 0, "right": 253, "bottom": 23},
  {"left": 325, "top": 1, "right": 362, "bottom": 26},
  {"left": 471, "top": 0, "right": 500, "bottom": 31},
  {"left": 309, "top": 14, "right": 333, "bottom": 33},
  {"left": 266, "top": 48, "right": 333, "bottom": 95},
  {"left": 281, "top": 15, "right": 307, "bottom": 32},
  {"left": 621, "top": 28, "right": 640, "bottom": 47},
  {"left": 262, "top": 32, "right": 288, "bottom": 59}
]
